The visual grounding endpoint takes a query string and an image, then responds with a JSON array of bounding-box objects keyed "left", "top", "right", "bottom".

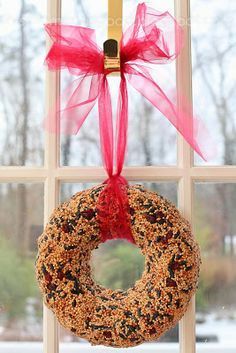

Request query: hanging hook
[
  {"left": 103, "top": 39, "right": 120, "bottom": 70},
  {"left": 103, "top": 0, "right": 123, "bottom": 73}
]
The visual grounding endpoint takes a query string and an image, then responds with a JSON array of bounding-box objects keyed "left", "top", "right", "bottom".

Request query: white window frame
[{"left": 0, "top": 0, "right": 236, "bottom": 352}]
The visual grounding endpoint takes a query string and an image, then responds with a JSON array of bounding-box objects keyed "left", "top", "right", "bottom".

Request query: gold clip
[{"left": 103, "top": 39, "right": 120, "bottom": 71}]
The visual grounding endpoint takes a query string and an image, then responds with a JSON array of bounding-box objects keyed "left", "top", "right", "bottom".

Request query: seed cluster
[{"left": 35, "top": 184, "right": 201, "bottom": 347}]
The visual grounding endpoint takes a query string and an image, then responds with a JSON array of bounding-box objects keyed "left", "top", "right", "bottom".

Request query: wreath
[
  {"left": 36, "top": 184, "right": 200, "bottom": 347},
  {"left": 36, "top": 3, "right": 207, "bottom": 347}
]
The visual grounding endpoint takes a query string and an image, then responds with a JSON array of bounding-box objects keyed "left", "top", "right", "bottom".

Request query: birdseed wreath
[{"left": 36, "top": 184, "right": 201, "bottom": 348}]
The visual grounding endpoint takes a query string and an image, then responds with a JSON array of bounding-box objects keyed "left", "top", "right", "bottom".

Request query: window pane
[
  {"left": 60, "top": 181, "right": 177, "bottom": 205},
  {"left": 60, "top": 0, "right": 177, "bottom": 167},
  {"left": 59, "top": 182, "right": 178, "bottom": 349},
  {"left": 0, "top": 183, "right": 43, "bottom": 346},
  {"left": 191, "top": 0, "right": 236, "bottom": 165},
  {"left": 0, "top": 0, "right": 45, "bottom": 166},
  {"left": 194, "top": 183, "right": 236, "bottom": 350}
]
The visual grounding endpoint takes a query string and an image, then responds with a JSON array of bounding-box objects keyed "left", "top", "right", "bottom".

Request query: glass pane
[
  {"left": 134, "top": 182, "right": 177, "bottom": 206},
  {"left": 60, "top": 0, "right": 177, "bottom": 167},
  {"left": 60, "top": 181, "right": 177, "bottom": 205},
  {"left": 194, "top": 183, "right": 236, "bottom": 351},
  {"left": 0, "top": 0, "right": 45, "bottom": 166},
  {"left": 60, "top": 182, "right": 96, "bottom": 203},
  {"left": 0, "top": 183, "right": 43, "bottom": 348},
  {"left": 59, "top": 182, "right": 178, "bottom": 349},
  {"left": 191, "top": 0, "right": 236, "bottom": 165}
]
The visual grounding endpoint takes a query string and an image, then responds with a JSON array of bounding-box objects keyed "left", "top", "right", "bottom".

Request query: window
[{"left": 0, "top": 0, "right": 235, "bottom": 352}]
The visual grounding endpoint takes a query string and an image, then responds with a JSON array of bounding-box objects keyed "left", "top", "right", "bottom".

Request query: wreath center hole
[{"left": 91, "top": 239, "right": 145, "bottom": 290}]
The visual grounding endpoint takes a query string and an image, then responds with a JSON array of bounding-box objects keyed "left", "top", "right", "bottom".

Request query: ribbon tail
[
  {"left": 114, "top": 73, "right": 133, "bottom": 243},
  {"left": 125, "top": 64, "right": 209, "bottom": 160},
  {"left": 96, "top": 74, "right": 134, "bottom": 243},
  {"left": 116, "top": 73, "right": 129, "bottom": 175},
  {"left": 45, "top": 74, "right": 102, "bottom": 135},
  {"left": 97, "top": 75, "right": 114, "bottom": 176},
  {"left": 97, "top": 174, "right": 134, "bottom": 243}
]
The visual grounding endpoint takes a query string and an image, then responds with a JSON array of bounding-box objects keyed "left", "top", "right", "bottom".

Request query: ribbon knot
[
  {"left": 45, "top": 3, "right": 210, "bottom": 243},
  {"left": 97, "top": 173, "right": 132, "bottom": 242}
]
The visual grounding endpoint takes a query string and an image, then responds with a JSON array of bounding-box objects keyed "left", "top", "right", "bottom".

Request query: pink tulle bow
[{"left": 44, "top": 3, "right": 209, "bottom": 243}]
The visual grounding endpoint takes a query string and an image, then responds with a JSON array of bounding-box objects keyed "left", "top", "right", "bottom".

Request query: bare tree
[
  {"left": 0, "top": 1, "right": 44, "bottom": 254},
  {"left": 193, "top": 10, "right": 236, "bottom": 255},
  {"left": 139, "top": 100, "right": 153, "bottom": 166},
  {"left": 15, "top": 0, "right": 30, "bottom": 253},
  {"left": 61, "top": 0, "right": 91, "bottom": 167},
  {"left": 193, "top": 11, "right": 236, "bottom": 165}
]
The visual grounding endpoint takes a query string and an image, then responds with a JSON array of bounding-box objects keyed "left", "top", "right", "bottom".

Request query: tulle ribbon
[{"left": 45, "top": 3, "right": 208, "bottom": 243}]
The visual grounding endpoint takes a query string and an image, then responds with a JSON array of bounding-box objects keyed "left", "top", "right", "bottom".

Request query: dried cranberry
[
  {"left": 129, "top": 207, "right": 135, "bottom": 216},
  {"left": 166, "top": 230, "right": 173, "bottom": 240},
  {"left": 166, "top": 278, "right": 177, "bottom": 287},
  {"left": 149, "top": 327, "right": 157, "bottom": 335},
  {"left": 156, "top": 211, "right": 164, "bottom": 219},
  {"left": 171, "top": 261, "right": 181, "bottom": 270},
  {"left": 47, "top": 283, "right": 57, "bottom": 291},
  {"left": 57, "top": 271, "right": 64, "bottom": 280},
  {"left": 44, "top": 272, "right": 52, "bottom": 283},
  {"left": 62, "top": 223, "right": 70, "bottom": 233},
  {"left": 145, "top": 214, "right": 156, "bottom": 224},
  {"left": 162, "top": 237, "right": 168, "bottom": 244},
  {"left": 81, "top": 209, "right": 95, "bottom": 220},
  {"left": 103, "top": 331, "right": 112, "bottom": 338}
]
